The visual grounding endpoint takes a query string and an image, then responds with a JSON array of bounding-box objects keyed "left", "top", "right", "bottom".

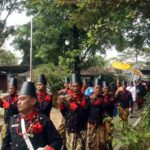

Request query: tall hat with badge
[
  {"left": 71, "top": 55, "right": 81, "bottom": 84},
  {"left": 9, "top": 77, "right": 18, "bottom": 88},
  {"left": 122, "top": 80, "right": 127, "bottom": 86},
  {"left": 20, "top": 81, "right": 37, "bottom": 99},
  {"left": 64, "top": 77, "right": 70, "bottom": 84},
  {"left": 37, "top": 74, "right": 47, "bottom": 85},
  {"left": 82, "top": 78, "right": 87, "bottom": 85},
  {"left": 71, "top": 73, "right": 81, "bottom": 85},
  {"left": 102, "top": 81, "right": 109, "bottom": 88},
  {"left": 94, "top": 78, "right": 102, "bottom": 86}
]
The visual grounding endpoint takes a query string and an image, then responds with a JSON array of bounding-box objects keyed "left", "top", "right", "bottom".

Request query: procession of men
[{"left": 0, "top": 71, "right": 148, "bottom": 150}]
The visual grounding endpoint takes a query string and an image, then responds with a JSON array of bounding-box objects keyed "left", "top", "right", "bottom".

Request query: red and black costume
[
  {"left": 103, "top": 93, "right": 115, "bottom": 117},
  {"left": 2, "top": 81, "right": 62, "bottom": 150},
  {"left": 37, "top": 92, "right": 52, "bottom": 118},
  {"left": 58, "top": 92, "right": 90, "bottom": 133},
  {"left": 2, "top": 112, "right": 62, "bottom": 150},
  {"left": 116, "top": 90, "right": 133, "bottom": 109},
  {"left": 88, "top": 94, "right": 105, "bottom": 125},
  {"left": 0, "top": 93, "right": 18, "bottom": 123}
]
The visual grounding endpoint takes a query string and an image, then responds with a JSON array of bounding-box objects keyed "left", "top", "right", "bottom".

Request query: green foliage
[
  {"left": 80, "top": 55, "right": 108, "bottom": 69},
  {"left": 32, "top": 63, "right": 69, "bottom": 92},
  {"left": 0, "top": 0, "right": 24, "bottom": 47},
  {"left": 114, "top": 93, "right": 150, "bottom": 149},
  {"left": 13, "top": 0, "right": 150, "bottom": 67},
  {"left": 0, "top": 49, "right": 18, "bottom": 65}
]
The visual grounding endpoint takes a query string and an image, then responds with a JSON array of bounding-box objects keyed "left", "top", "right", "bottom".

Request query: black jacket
[
  {"left": 60, "top": 93, "right": 90, "bottom": 133},
  {"left": 116, "top": 90, "right": 133, "bottom": 108},
  {"left": 36, "top": 92, "right": 52, "bottom": 117},
  {"left": 2, "top": 113, "right": 62, "bottom": 150},
  {"left": 0, "top": 94, "right": 19, "bottom": 124},
  {"left": 88, "top": 94, "right": 105, "bottom": 125}
]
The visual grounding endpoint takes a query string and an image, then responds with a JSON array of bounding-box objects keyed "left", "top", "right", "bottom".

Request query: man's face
[
  {"left": 17, "top": 95, "right": 36, "bottom": 113},
  {"left": 8, "top": 86, "right": 17, "bottom": 95},
  {"left": 94, "top": 85, "right": 101, "bottom": 95},
  {"left": 64, "top": 83, "right": 69, "bottom": 89},
  {"left": 103, "top": 87, "right": 109, "bottom": 94},
  {"left": 122, "top": 85, "right": 126, "bottom": 90},
  {"left": 36, "top": 83, "right": 45, "bottom": 92},
  {"left": 72, "top": 83, "right": 81, "bottom": 93}
]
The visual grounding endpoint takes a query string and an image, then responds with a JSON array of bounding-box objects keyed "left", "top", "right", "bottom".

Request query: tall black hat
[
  {"left": 64, "top": 77, "right": 70, "bottom": 83},
  {"left": 9, "top": 78, "right": 17, "bottom": 88},
  {"left": 122, "top": 80, "right": 127, "bottom": 86},
  {"left": 94, "top": 78, "right": 102, "bottom": 86},
  {"left": 71, "top": 73, "right": 81, "bottom": 85},
  {"left": 37, "top": 74, "right": 47, "bottom": 85},
  {"left": 102, "top": 81, "right": 109, "bottom": 88},
  {"left": 82, "top": 78, "right": 87, "bottom": 85},
  {"left": 20, "top": 82, "right": 37, "bottom": 99}
]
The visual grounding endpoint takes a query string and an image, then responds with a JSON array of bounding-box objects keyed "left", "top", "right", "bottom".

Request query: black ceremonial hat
[
  {"left": 102, "top": 81, "right": 109, "bottom": 88},
  {"left": 82, "top": 78, "right": 87, "bottom": 85},
  {"left": 94, "top": 78, "right": 102, "bottom": 86},
  {"left": 64, "top": 77, "right": 70, "bottom": 83},
  {"left": 20, "top": 82, "right": 37, "bottom": 99},
  {"left": 9, "top": 78, "right": 17, "bottom": 88},
  {"left": 122, "top": 80, "right": 127, "bottom": 86},
  {"left": 37, "top": 74, "right": 47, "bottom": 85},
  {"left": 71, "top": 73, "right": 81, "bottom": 85}
]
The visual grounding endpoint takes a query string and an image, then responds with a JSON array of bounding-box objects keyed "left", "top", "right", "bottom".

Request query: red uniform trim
[
  {"left": 3, "top": 101, "right": 10, "bottom": 109},
  {"left": 58, "top": 104, "right": 65, "bottom": 110},
  {"left": 46, "top": 145, "right": 54, "bottom": 150},
  {"left": 70, "top": 102, "right": 78, "bottom": 110}
]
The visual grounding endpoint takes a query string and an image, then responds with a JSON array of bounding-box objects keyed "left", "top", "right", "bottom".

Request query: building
[{"left": 0, "top": 65, "right": 29, "bottom": 92}]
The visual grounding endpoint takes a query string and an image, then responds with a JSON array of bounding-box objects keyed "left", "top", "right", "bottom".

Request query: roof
[
  {"left": 81, "top": 66, "right": 113, "bottom": 76},
  {"left": 141, "top": 66, "right": 150, "bottom": 75},
  {"left": 0, "top": 65, "right": 30, "bottom": 74}
]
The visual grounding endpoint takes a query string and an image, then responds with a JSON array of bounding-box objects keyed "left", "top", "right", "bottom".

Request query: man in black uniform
[
  {"left": 0, "top": 78, "right": 18, "bottom": 124},
  {"left": 57, "top": 73, "right": 90, "bottom": 150},
  {"left": 86, "top": 78, "right": 107, "bottom": 150},
  {"left": 36, "top": 74, "right": 52, "bottom": 118},
  {"left": 2, "top": 81, "right": 62, "bottom": 150},
  {"left": 116, "top": 81, "right": 133, "bottom": 122}
]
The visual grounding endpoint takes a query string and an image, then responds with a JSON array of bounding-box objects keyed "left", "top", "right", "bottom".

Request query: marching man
[
  {"left": 36, "top": 74, "right": 52, "bottom": 118},
  {"left": 0, "top": 78, "right": 18, "bottom": 124},
  {"left": 2, "top": 81, "right": 62, "bottom": 150}
]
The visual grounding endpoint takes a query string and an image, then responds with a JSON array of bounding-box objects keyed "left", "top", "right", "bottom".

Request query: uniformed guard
[
  {"left": 57, "top": 73, "right": 90, "bottom": 150},
  {"left": 102, "top": 81, "right": 115, "bottom": 118},
  {"left": 2, "top": 81, "right": 62, "bottom": 150},
  {"left": 81, "top": 78, "right": 88, "bottom": 94},
  {"left": 36, "top": 74, "right": 52, "bottom": 118},
  {"left": 58, "top": 77, "right": 72, "bottom": 96},
  {"left": 116, "top": 81, "right": 133, "bottom": 122},
  {"left": 86, "top": 78, "right": 108, "bottom": 150},
  {"left": 0, "top": 77, "right": 18, "bottom": 124},
  {"left": 57, "top": 77, "right": 72, "bottom": 149},
  {"left": 102, "top": 81, "right": 115, "bottom": 150}
]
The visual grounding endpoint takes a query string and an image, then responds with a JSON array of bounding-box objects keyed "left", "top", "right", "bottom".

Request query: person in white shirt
[{"left": 127, "top": 81, "right": 136, "bottom": 105}]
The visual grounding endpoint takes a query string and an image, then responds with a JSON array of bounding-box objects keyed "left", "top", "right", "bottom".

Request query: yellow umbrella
[
  {"left": 130, "top": 68, "right": 142, "bottom": 76},
  {"left": 112, "top": 61, "right": 131, "bottom": 70}
]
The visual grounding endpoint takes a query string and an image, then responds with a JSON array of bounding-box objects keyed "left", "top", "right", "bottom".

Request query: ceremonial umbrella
[
  {"left": 130, "top": 68, "right": 143, "bottom": 76},
  {"left": 112, "top": 61, "right": 131, "bottom": 70}
]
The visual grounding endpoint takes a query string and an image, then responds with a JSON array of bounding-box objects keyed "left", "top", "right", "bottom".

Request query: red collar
[
  {"left": 10, "top": 93, "right": 18, "bottom": 98},
  {"left": 38, "top": 91, "right": 47, "bottom": 96},
  {"left": 72, "top": 92, "right": 84, "bottom": 99},
  {"left": 21, "top": 111, "right": 38, "bottom": 121}
]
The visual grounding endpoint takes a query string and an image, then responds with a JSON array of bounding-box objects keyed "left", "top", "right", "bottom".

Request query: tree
[
  {"left": 0, "top": 0, "right": 23, "bottom": 47},
  {"left": 13, "top": 0, "right": 150, "bottom": 67},
  {"left": 0, "top": 49, "right": 18, "bottom": 65}
]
